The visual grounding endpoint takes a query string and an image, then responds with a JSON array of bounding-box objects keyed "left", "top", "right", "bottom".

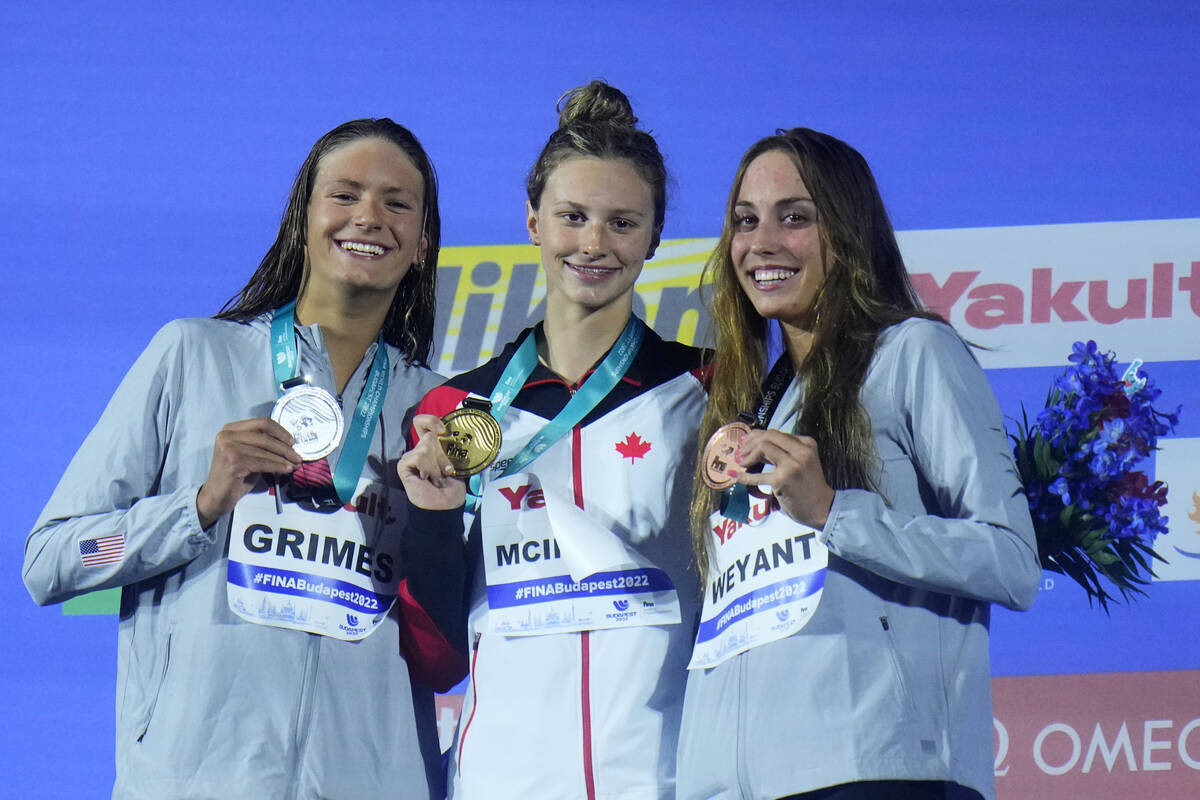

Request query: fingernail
[{"left": 443, "top": 464, "right": 456, "bottom": 476}]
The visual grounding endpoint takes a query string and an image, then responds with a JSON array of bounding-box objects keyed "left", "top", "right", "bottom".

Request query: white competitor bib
[
  {"left": 689, "top": 488, "right": 828, "bottom": 669},
  {"left": 226, "top": 477, "right": 401, "bottom": 640},
  {"left": 480, "top": 472, "right": 681, "bottom": 636}
]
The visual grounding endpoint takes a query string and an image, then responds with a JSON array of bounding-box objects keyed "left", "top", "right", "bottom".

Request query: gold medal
[
  {"left": 702, "top": 420, "right": 752, "bottom": 490},
  {"left": 439, "top": 405, "right": 502, "bottom": 476}
]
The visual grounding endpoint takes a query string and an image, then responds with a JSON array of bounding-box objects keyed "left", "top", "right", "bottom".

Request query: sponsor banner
[
  {"left": 899, "top": 218, "right": 1200, "bottom": 369},
  {"left": 993, "top": 670, "right": 1200, "bottom": 799},
  {"left": 431, "top": 239, "right": 714, "bottom": 374},
  {"left": 1152, "top": 437, "right": 1200, "bottom": 582},
  {"left": 431, "top": 218, "right": 1200, "bottom": 374}
]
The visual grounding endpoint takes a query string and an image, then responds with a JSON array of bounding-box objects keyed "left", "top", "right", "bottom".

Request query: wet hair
[
  {"left": 525, "top": 80, "right": 667, "bottom": 257},
  {"left": 690, "top": 127, "right": 942, "bottom": 578},
  {"left": 216, "top": 118, "right": 441, "bottom": 365}
]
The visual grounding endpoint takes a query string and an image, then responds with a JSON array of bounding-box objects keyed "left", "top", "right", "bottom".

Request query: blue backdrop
[{"left": 3, "top": 2, "right": 1198, "bottom": 794}]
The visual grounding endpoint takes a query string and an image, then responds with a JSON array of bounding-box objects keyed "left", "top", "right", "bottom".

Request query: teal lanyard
[
  {"left": 466, "top": 317, "right": 646, "bottom": 509},
  {"left": 270, "top": 300, "right": 390, "bottom": 504}
]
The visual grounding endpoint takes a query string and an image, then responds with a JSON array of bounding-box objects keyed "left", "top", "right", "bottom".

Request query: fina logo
[
  {"left": 346, "top": 614, "right": 359, "bottom": 626},
  {"left": 613, "top": 599, "right": 630, "bottom": 611}
]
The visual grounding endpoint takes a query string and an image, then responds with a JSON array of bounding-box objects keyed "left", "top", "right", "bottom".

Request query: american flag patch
[{"left": 79, "top": 534, "right": 125, "bottom": 567}]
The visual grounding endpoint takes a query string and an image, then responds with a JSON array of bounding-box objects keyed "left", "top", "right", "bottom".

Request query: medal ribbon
[
  {"left": 720, "top": 354, "right": 796, "bottom": 522},
  {"left": 465, "top": 316, "right": 646, "bottom": 511},
  {"left": 271, "top": 301, "right": 390, "bottom": 504}
]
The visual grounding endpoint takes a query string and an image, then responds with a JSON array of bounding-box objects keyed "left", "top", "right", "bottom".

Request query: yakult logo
[
  {"left": 911, "top": 262, "right": 1200, "bottom": 330},
  {"left": 895, "top": 219, "right": 1200, "bottom": 369},
  {"left": 497, "top": 483, "right": 545, "bottom": 511}
]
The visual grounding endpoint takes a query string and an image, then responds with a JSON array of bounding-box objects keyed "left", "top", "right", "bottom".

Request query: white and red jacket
[{"left": 404, "top": 324, "right": 707, "bottom": 800}]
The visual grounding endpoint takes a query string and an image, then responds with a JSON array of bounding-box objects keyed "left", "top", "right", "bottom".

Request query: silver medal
[{"left": 270, "top": 384, "right": 344, "bottom": 461}]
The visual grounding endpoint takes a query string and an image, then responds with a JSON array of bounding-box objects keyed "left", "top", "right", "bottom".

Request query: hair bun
[{"left": 556, "top": 80, "right": 638, "bottom": 129}]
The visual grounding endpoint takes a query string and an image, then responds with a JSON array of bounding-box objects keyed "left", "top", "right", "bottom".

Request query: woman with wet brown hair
[{"left": 25, "top": 118, "right": 458, "bottom": 799}]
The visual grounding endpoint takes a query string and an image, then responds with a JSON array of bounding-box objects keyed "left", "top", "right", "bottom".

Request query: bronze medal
[
  {"left": 702, "top": 420, "right": 752, "bottom": 490},
  {"left": 439, "top": 406, "right": 502, "bottom": 476}
]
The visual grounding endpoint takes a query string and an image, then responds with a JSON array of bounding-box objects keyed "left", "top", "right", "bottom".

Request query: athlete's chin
[
  {"left": 337, "top": 270, "right": 406, "bottom": 297},
  {"left": 558, "top": 284, "right": 632, "bottom": 312},
  {"left": 745, "top": 295, "right": 809, "bottom": 328}
]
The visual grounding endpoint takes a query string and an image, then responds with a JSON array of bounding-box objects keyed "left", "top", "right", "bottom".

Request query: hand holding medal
[
  {"left": 437, "top": 398, "right": 502, "bottom": 477},
  {"left": 720, "top": 427, "right": 835, "bottom": 530},
  {"left": 196, "top": 417, "right": 302, "bottom": 529},
  {"left": 702, "top": 419, "right": 754, "bottom": 491},
  {"left": 399, "top": 398, "right": 502, "bottom": 511},
  {"left": 270, "top": 378, "right": 344, "bottom": 461}
]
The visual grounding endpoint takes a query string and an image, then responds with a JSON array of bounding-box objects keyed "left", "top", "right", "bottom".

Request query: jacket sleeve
[
  {"left": 22, "top": 322, "right": 218, "bottom": 606},
  {"left": 818, "top": 320, "right": 1041, "bottom": 611},
  {"left": 394, "top": 384, "right": 473, "bottom": 692}
]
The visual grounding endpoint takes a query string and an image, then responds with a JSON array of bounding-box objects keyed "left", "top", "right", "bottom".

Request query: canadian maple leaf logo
[{"left": 615, "top": 433, "right": 652, "bottom": 463}]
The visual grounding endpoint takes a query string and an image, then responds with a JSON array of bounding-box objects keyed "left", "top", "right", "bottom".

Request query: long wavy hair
[
  {"left": 526, "top": 80, "right": 667, "bottom": 258},
  {"left": 216, "top": 118, "right": 441, "bottom": 365},
  {"left": 690, "top": 127, "right": 942, "bottom": 579}
]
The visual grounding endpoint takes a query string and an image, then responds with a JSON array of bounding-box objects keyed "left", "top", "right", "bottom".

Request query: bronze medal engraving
[
  {"left": 702, "top": 420, "right": 752, "bottom": 490},
  {"left": 439, "top": 407, "right": 502, "bottom": 476}
]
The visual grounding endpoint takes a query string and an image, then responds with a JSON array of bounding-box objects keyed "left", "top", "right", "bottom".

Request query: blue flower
[{"left": 1012, "top": 340, "right": 1178, "bottom": 610}]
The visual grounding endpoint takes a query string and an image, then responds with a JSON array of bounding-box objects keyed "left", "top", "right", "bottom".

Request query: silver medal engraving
[{"left": 270, "top": 384, "right": 344, "bottom": 461}]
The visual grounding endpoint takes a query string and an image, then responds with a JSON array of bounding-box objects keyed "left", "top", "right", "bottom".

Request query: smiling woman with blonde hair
[{"left": 398, "top": 80, "right": 707, "bottom": 799}]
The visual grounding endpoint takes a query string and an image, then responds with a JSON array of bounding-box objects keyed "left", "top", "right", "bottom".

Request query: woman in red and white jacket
[{"left": 397, "top": 80, "right": 707, "bottom": 799}]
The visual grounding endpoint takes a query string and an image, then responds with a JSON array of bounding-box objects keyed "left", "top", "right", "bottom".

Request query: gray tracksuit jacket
[
  {"left": 24, "top": 316, "right": 450, "bottom": 800},
  {"left": 677, "top": 318, "right": 1040, "bottom": 800}
]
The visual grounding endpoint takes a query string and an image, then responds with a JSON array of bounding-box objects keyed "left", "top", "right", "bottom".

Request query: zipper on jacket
[
  {"left": 285, "top": 634, "right": 321, "bottom": 800},
  {"left": 136, "top": 631, "right": 173, "bottom": 743},
  {"left": 580, "top": 630, "right": 596, "bottom": 800},
  {"left": 456, "top": 632, "right": 483, "bottom": 774},
  {"left": 568, "top": 412, "right": 596, "bottom": 799},
  {"left": 879, "top": 615, "right": 917, "bottom": 716}
]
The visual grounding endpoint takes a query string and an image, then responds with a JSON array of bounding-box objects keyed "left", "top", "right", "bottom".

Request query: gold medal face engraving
[
  {"left": 271, "top": 384, "right": 344, "bottom": 461},
  {"left": 439, "top": 407, "right": 502, "bottom": 476},
  {"left": 702, "top": 421, "right": 752, "bottom": 490}
]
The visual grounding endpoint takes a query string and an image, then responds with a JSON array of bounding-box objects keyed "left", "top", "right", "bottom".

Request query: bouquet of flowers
[{"left": 1010, "top": 341, "right": 1179, "bottom": 611}]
